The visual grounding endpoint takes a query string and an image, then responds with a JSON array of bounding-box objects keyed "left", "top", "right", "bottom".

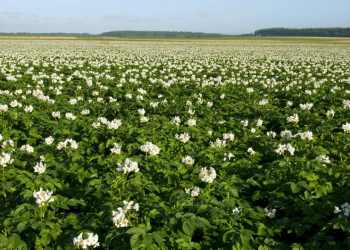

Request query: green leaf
[
  {"left": 152, "top": 232, "right": 163, "bottom": 245},
  {"left": 315, "top": 185, "right": 327, "bottom": 198},
  {"left": 290, "top": 182, "right": 301, "bottom": 193},
  {"left": 183, "top": 222, "right": 194, "bottom": 236},
  {"left": 17, "top": 221, "right": 29, "bottom": 233},
  {"left": 8, "top": 233, "right": 26, "bottom": 249},
  {"left": 130, "top": 233, "right": 141, "bottom": 248},
  {"left": 143, "top": 233, "right": 153, "bottom": 247},
  {"left": 197, "top": 205, "right": 208, "bottom": 214},
  {"left": 126, "top": 227, "right": 145, "bottom": 235},
  {"left": 40, "top": 229, "right": 51, "bottom": 246},
  {"left": 195, "top": 217, "right": 211, "bottom": 228}
]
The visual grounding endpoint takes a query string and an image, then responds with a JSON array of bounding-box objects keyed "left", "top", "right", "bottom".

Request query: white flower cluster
[
  {"left": 57, "top": 139, "right": 78, "bottom": 150},
  {"left": 334, "top": 202, "right": 350, "bottom": 218},
  {"left": 175, "top": 133, "right": 190, "bottom": 143},
  {"left": 112, "top": 200, "right": 139, "bottom": 228},
  {"left": 267, "top": 131, "right": 276, "bottom": 138},
  {"left": 275, "top": 143, "right": 295, "bottom": 155},
  {"left": 81, "top": 109, "right": 90, "bottom": 115},
  {"left": 187, "top": 119, "right": 196, "bottom": 126},
  {"left": 300, "top": 103, "right": 314, "bottom": 110},
  {"left": 199, "top": 167, "right": 216, "bottom": 183},
  {"left": 264, "top": 208, "right": 277, "bottom": 218},
  {"left": 342, "top": 123, "right": 350, "bottom": 133},
  {"left": 0, "top": 152, "right": 13, "bottom": 167},
  {"left": 20, "top": 144, "right": 34, "bottom": 153},
  {"left": 52, "top": 111, "right": 60, "bottom": 118},
  {"left": 280, "top": 130, "right": 293, "bottom": 140},
  {"left": 182, "top": 156, "right": 195, "bottom": 165},
  {"left": 24, "top": 105, "right": 33, "bottom": 113},
  {"left": 224, "top": 153, "right": 235, "bottom": 161},
  {"left": 150, "top": 101, "right": 159, "bottom": 108},
  {"left": 241, "top": 120, "right": 248, "bottom": 127},
  {"left": 10, "top": 100, "right": 22, "bottom": 108},
  {"left": 68, "top": 99, "right": 77, "bottom": 105},
  {"left": 45, "top": 136, "right": 54, "bottom": 145},
  {"left": 247, "top": 88, "right": 254, "bottom": 93},
  {"left": 286, "top": 101, "right": 293, "bottom": 106},
  {"left": 110, "top": 143, "right": 122, "bottom": 154},
  {"left": 140, "top": 116, "right": 149, "bottom": 122},
  {"left": 316, "top": 155, "right": 330, "bottom": 163},
  {"left": 2, "top": 140, "right": 15, "bottom": 151},
  {"left": 140, "top": 142, "right": 161, "bottom": 155},
  {"left": 210, "top": 138, "right": 226, "bottom": 148},
  {"left": 65, "top": 112, "right": 76, "bottom": 120},
  {"left": 185, "top": 187, "right": 200, "bottom": 197},
  {"left": 33, "top": 188, "right": 54, "bottom": 206},
  {"left": 343, "top": 100, "right": 350, "bottom": 109},
  {"left": 259, "top": 99, "right": 268, "bottom": 105},
  {"left": 33, "top": 162, "right": 46, "bottom": 174},
  {"left": 0, "top": 104, "right": 8, "bottom": 112},
  {"left": 107, "top": 119, "right": 122, "bottom": 129},
  {"left": 256, "top": 119, "right": 264, "bottom": 127},
  {"left": 117, "top": 159, "right": 139, "bottom": 173},
  {"left": 286, "top": 113, "right": 299, "bottom": 123},
  {"left": 247, "top": 148, "right": 255, "bottom": 155},
  {"left": 296, "top": 131, "right": 313, "bottom": 140},
  {"left": 171, "top": 116, "right": 181, "bottom": 125},
  {"left": 97, "top": 117, "right": 122, "bottom": 130},
  {"left": 223, "top": 133, "right": 234, "bottom": 141},
  {"left": 138, "top": 108, "right": 146, "bottom": 115},
  {"left": 188, "top": 108, "right": 195, "bottom": 115},
  {"left": 73, "top": 233, "right": 99, "bottom": 249},
  {"left": 326, "top": 109, "right": 335, "bottom": 117}
]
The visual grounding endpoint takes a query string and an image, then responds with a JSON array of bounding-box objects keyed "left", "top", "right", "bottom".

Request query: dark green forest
[
  {"left": 254, "top": 27, "right": 350, "bottom": 37},
  {"left": 100, "top": 30, "right": 236, "bottom": 38}
]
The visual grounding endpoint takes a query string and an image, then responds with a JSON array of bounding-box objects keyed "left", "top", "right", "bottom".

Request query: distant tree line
[
  {"left": 100, "top": 31, "right": 235, "bottom": 38},
  {"left": 254, "top": 27, "right": 350, "bottom": 37}
]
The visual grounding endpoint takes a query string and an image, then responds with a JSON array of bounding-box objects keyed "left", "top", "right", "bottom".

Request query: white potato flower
[
  {"left": 264, "top": 208, "right": 276, "bottom": 218},
  {"left": 33, "top": 188, "right": 54, "bottom": 206},
  {"left": 232, "top": 207, "right": 240, "bottom": 216},
  {"left": 20, "top": 144, "right": 34, "bottom": 153},
  {"left": 110, "top": 143, "right": 122, "bottom": 154},
  {"left": 0, "top": 152, "right": 13, "bottom": 167},
  {"left": 187, "top": 119, "right": 196, "bottom": 126},
  {"left": 33, "top": 162, "right": 46, "bottom": 174},
  {"left": 199, "top": 167, "right": 216, "bottom": 183},
  {"left": 73, "top": 232, "right": 99, "bottom": 249},
  {"left": 182, "top": 156, "right": 195, "bottom": 165},
  {"left": 24, "top": 105, "right": 33, "bottom": 113}
]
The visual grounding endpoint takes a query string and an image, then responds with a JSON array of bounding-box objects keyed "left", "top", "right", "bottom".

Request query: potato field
[{"left": 1, "top": 40, "right": 350, "bottom": 249}]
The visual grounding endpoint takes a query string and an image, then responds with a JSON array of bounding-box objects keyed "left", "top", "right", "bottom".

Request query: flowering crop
[{"left": 1, "top": 40, "right": 350, "bottom": 249}]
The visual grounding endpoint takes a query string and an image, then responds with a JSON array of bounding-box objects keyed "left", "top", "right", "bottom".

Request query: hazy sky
[{"left": 0, "top": 0, "right": 349, "bottom": 34}]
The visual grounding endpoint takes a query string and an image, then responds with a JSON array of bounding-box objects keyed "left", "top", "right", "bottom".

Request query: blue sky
[{"left": 0, "top": 0, "right": 349, "bottom": 34}]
